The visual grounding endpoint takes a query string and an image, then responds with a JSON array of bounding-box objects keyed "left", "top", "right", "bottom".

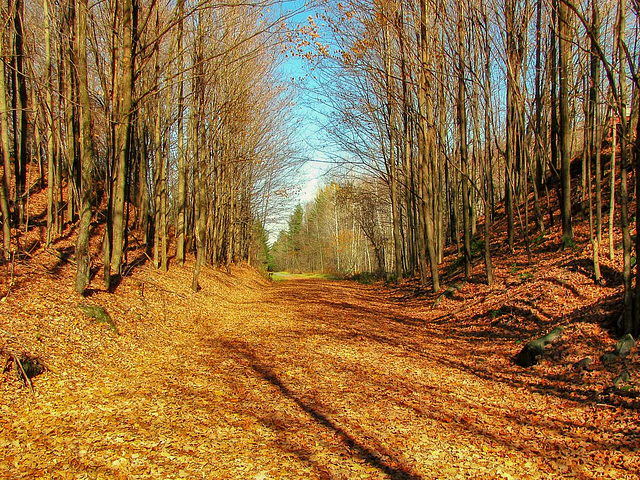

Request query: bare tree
[{"left": 74, "top": 0, "right": 95, "bottom": 294}]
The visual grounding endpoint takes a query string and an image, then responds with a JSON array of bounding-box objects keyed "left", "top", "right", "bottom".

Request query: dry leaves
[{"left": 1, "top": 209, "right": 639, "bottom": 478}]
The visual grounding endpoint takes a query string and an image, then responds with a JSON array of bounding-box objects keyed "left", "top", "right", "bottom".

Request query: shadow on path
[{"left": 220, "top": 339, "right": 423, "bottom": 480}]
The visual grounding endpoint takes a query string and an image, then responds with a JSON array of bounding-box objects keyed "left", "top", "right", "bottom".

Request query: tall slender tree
[
  {"left": 74, "top": 0, "right": 95, "bottom": 294},
  {"left": 558, "top": 0, "right": 574, "bottom": 246}
]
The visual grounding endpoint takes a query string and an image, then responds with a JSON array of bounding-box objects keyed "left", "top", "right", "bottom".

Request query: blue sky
[{"left": 267, "top": 0, "right": 333, "bottom": 241}]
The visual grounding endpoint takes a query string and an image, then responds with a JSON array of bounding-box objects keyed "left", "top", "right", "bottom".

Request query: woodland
[{"left": 1, "top": 0, "right": 640, "bottom": 478}]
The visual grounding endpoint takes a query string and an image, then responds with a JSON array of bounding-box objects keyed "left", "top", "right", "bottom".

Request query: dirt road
[{"left": 1, "top": 267, "right": 638, "bottom": 478}]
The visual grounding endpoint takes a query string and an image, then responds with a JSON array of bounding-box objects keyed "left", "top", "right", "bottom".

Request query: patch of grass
[
  {"left": 471, "top": 239, "right": 485, "bottom": 257},
  {"left": 270, "top": 272, "right": 334, "bottom": 282},
  {"left": 448, "top": 255, "right": 464, "bottom": 275},
  {"left": 532, "top": 233, "right": 545, "bottom": 246},
  {"left": 562, "top": 235, "right": 577, "bottom": 250},
  {"left": 384, "top": 273, "right": 398, "bottom": 285},
  {"left": 78, "top": 303, "right": 119, "bottom": 335},
  {"left": 520, "top": 271, "right": 533, "bottom": 282}
]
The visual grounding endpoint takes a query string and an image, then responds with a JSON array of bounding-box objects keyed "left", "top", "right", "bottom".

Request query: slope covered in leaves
[{"left": 1, "top": 239, "right": 639, "bottom": 478}]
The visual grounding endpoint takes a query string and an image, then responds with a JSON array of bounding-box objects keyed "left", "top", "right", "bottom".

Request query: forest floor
[{"left": 1, "top": 228, "right": 640, "bottom": 478}]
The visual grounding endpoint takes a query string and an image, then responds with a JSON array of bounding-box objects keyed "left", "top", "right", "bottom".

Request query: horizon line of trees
[{"left": 270, "top": 180, "right": 396, "bottom": 275}]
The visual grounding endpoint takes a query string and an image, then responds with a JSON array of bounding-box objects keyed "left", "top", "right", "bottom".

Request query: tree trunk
[
  {"left": 418, "top": 0, "right": 439, "bottom": 292},
  {"left": 533, "top": 0, "right": 545, "bottom": 194},
  {"left": 549, "top": 3, "right": 560, "bottom": 229},
  {"left": 63, "top": 0, "right": 78, "bottom": 227},
  {"left": 175, "top": 0, "right": 186, "bottom": 266},
  {"left": 74, "top": 0, "right": 95, "bottom": 295},
  {"left": 152, "top": 14, "right": 167, "bottom": 272},
  {"left": 456, "top": 2, "right": 472, "bottom": 278},
  {"left": 44, "top": 0, "right": 56, "bottom": 246},
  {"left": 635, "top": 85, "right": 640, "bottom": 336},
  {"left": 558, "top": 0, "right": 574, "bottom": 246},
  {"left": 383, "top": 20, "right": 402, "bottom": 283},
  {"left": 109, "top": 0, "right": 135, "bottom": 284},
  {"left": 588, "top": 0, "right": 602, "bottom": 283},
  {"left": 480, "top": 4, "right": 494, "bottom": 286},
  {"left": 0, "top": 16, "right": 9, "bottom": 200},
  {"left": 612, "top": 0, "right": 633, "bottom": 334},
  {"left": 0, "top": 1, "right": 11, "bottom": 258},
  {"left": 0, "top": 167, "right": 9, "bottom": 260},
  {"left": 609, "top": 98, "right": 617, "bottom": 260},
  {"left": 11, "top": 0, "right": 27, "bottom": 227},
  {"left": 504, "top": 0, "right": 520, "bottom": 252},
  {"left": 192, "top": 169, "right": 206, "bottom": 291}
]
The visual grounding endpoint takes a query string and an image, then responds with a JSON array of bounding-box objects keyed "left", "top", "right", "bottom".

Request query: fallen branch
[{"left": 12, "top": 354, "right": 35, "bottom": 394}]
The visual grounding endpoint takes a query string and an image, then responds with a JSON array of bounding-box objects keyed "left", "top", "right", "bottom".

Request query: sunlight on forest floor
[{"left": 270, "top": 271, "right": 335, "bottom": 281}]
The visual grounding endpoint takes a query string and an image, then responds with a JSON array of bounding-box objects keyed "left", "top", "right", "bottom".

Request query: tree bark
[
  {"left": 558, "top": 0, "right": 574, "bottom": 246},
  {"left": 109, "top": 0, "right": 135, "bottom": 284},
  {"left": 45, "top": 0, "right": 56, "bottom": 246},
  {"left": 456, "top": 2, "right": 472, "bottom": 278},
  {"left": 588, "top": 0, "right": 602, "bottom": 283},
  {"left": 175, "top": 0, "right": 186, "bottom": 266},
  {"left": 383, "top": 19, "right": 403, "bottom": 283},
  {"left": 74, "top": 0, "right": 95, "bottom": 295},
  {"left": 0, "top": 1, "right": 11, "bottom": 258},
  {"left": 10, "top": 0, "right": 27, "bottom": 226},
  {"left": 418, "top": 0, "right": 439, "bottom": 292},
  {"left": 504, "top": 0, "right": 521, "bottom": 252}
]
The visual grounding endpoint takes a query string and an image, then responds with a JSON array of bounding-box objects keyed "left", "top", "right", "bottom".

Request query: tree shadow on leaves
[
  {"left": 219, "top": 338, "right": 423, "bottom": 480},
  {"left": 563, "top": 257, "right": 623, "bottom": 287},
  {"left": 267, "top": 279, "right": 635, "bottom": 413}
]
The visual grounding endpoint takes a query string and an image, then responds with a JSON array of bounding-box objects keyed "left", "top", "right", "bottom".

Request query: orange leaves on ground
[{"left": 1, "top": 227, "right": 640, "bottom": 478}]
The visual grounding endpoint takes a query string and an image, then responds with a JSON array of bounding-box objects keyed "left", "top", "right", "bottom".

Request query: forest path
[
  {"left": 1, "top": 267, "right": 638, "bottom": 479},
  {"left": 209, "top": 278, "right": 635, "bottom": 479}
]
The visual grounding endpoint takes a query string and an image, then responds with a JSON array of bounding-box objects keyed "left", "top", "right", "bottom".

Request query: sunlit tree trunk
[
  {"left": 62, "top": 0, "right": 78, "bottom": 227},
  {"left": 587, "top": 0, "right": 602, "bottom": 283},
  {"left": 11, "top": 0, "right": 28, "bottom": 226},
  {"left": 0, "top": 24, "right": 9, "bottom": 201},
  {"left": 382, "top": 18, "right": 403, "bottom": 283},
  {"left": 152, "top": 5, "right": 167, "bottom": 272},
  {"left": 418, "top": 0, "right": 439, "bottom": 292},
  {"left": 44, "top": 0, "right": 56, "bottom": 246},
  {"left": 614, "top": 0, "right": 633, "bottom": 334},
  {"left": 0, "top": 1, "right": 11, "bottom": 258},
  {"left": 456, "top": 1, "right": 472, "bottom": 278},
  {"left": 558, "top": 0, "right": 574, "bottom": 246},
  {"left": 479, "top": 1, "right": 494, "bottom": 285},
  {"left": 109, "top": 0, "right": 135, "bottom": 285},
  {"left": 74, "top": 0, "right": 95, "bottom": 294},
  {"left": 175, "top": 0, "right": 186, "bottom": 266}
]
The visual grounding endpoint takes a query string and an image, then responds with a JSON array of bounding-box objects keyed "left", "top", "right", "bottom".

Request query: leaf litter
[{"left": 1, "top": 238, "right": 639, "bottom": 479}]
